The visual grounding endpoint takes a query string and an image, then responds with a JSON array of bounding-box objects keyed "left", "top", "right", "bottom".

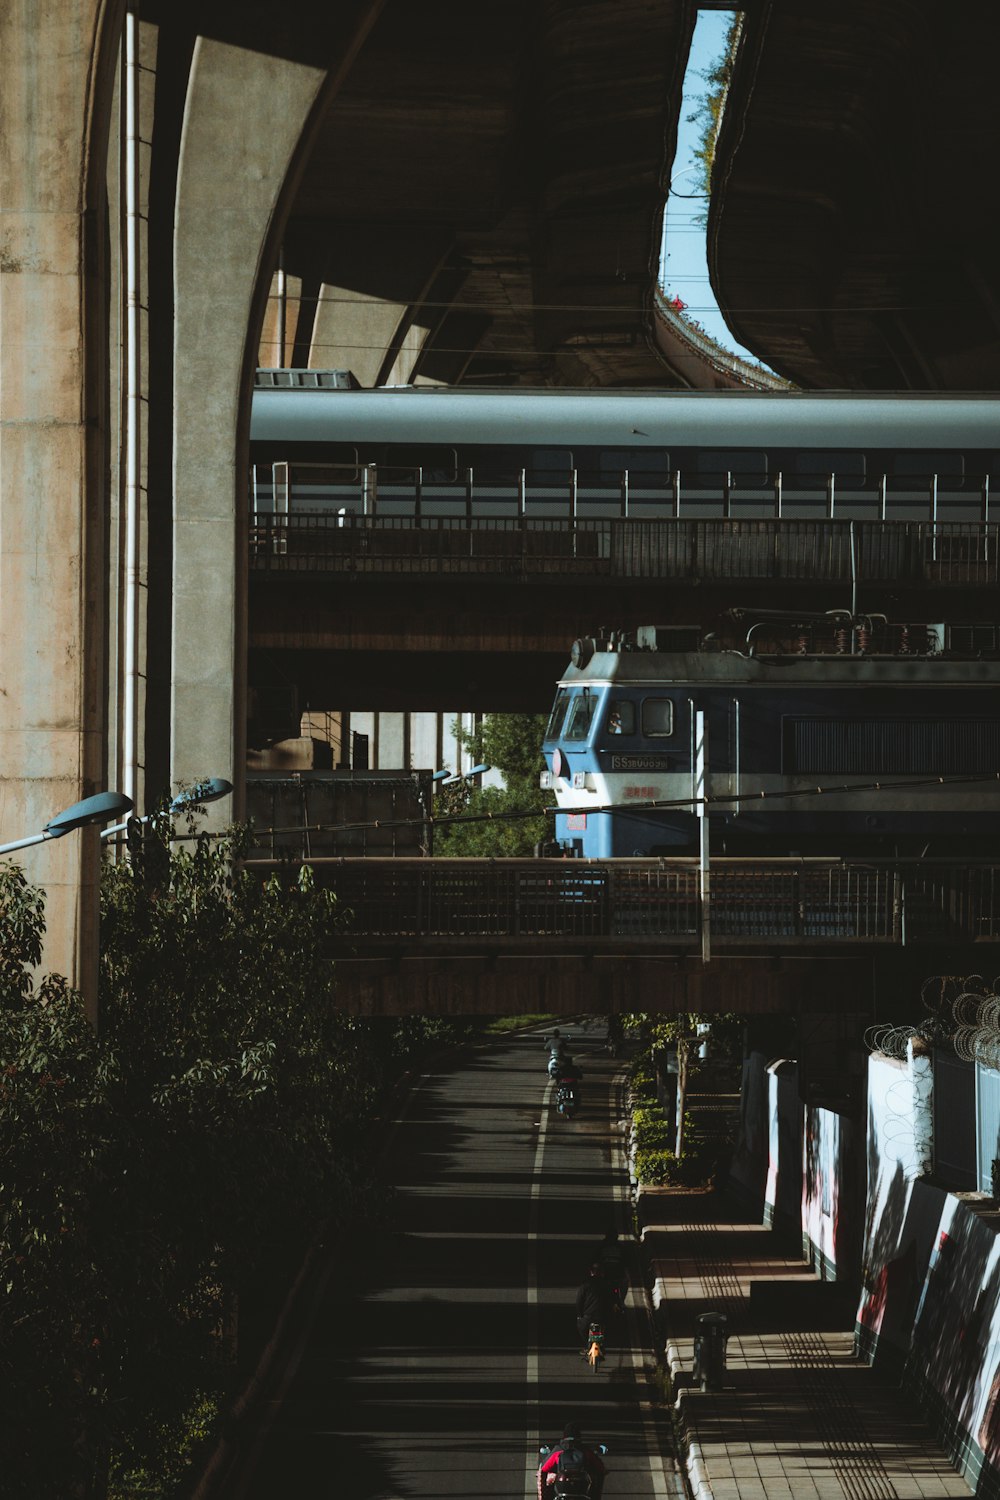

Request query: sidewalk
[{"left": 640, "top": 1188, "right": 973, "bottom": 1500}]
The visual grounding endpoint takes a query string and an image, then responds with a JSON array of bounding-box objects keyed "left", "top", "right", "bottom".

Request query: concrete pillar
[
  {"left": 170, "top": 1, "right": 386, "bottom": 814},
  {"left": 171, "top": 40, "right": 326, "bottom": 812},
  {"left": 0, "top": 0, "right": 119, "bottom": 1009}
]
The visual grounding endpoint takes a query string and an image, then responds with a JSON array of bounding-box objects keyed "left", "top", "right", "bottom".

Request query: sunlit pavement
[{"left": 643, "top": 1192, "right": 972, "bottom": 1500}]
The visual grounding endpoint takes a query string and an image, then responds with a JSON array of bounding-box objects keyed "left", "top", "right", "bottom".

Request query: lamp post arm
[{"left": 0, "top": 830, "right": 59, "bottom": 857}]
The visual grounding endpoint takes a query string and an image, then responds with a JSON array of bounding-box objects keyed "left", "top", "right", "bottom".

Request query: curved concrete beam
[
  {"left": 171, "top": 39, "right": 326, "bottom": 808},
  {"left": 171, "top": 6, "right": 384, "bottom": 811}
]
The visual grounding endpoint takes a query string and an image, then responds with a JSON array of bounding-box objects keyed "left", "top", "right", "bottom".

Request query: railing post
[
  {"left": 415, "top": 465, "right": 423, "bottom": 523},
  {"left": 723, "top": 470, "right": 732, "bottom": 519},
  {"left": 273, "top": 460, "right": 289, "bottom": 556},
  {"left": 362, "top": 462, "right": 376, "bottom": 518},
  {"left": 466, "top": 466, "right": 474, "bottom": 555},
  {"left": 571, "top": 468, "right": 578, "bottom": 557},
  {"left": 620, "top": 469, "right": 629, "bottom": 518},
  {"left": 673, "top": 469, "right": 681, "bottom": 519},
  {"left": 983, "top": 475, "right": 991, "bottom": 566},
  {"left": 774, "top": 470, "right": 782, "bottom": 519},
  {"left": 826, "top": 472, "right": 835, "bottom": 520},
  {"left": 879, "top": 473, "right": 888, "bottom": 522},
  {"left": 930, "top": 473, "right": 938, "bottom": 561}
]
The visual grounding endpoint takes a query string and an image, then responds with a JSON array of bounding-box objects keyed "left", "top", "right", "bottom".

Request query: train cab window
[
  {"left": 641, "top": 698, "right": 674, "bottom": 737},
  {"left": 792, "top": 451, "right": 866, "bottom": 489},
  {"left": 696, "top": 450, "right": 768, "bottom": 488},
  {"left": 564, "top": 691, "right": 597, "bottom": 740},
  {"left": 606, "top": 699, "right": 636, "bottom": 735},
  {"left": 546, "top": 690, "right": 571, "bottom": 739},
  {"left": 892, "top": 452, "right": 964, "bottom": 482},
  {"left": 385, "top": 445, "right": 457, "bottom": 481}
]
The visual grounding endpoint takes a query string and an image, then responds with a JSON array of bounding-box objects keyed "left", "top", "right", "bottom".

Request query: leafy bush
[
  {"left": 631, "top": 1105, "right": 672, "bottom": 1151},
  {"left": 634, "top": 1148, "right": 706, "bottom": 1187},
  {"left": 628, "top": 1058, "right": 658, "bottom": 1099}
]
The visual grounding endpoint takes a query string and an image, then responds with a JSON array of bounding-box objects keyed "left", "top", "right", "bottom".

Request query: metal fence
[
  {"left": 249, "top": 516, "right": 1000, "bottom": 586},
  {"left": 301, "top": 858, "right": 1000, "bottom": 950}
]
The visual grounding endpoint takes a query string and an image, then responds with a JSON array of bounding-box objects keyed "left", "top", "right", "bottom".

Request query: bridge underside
[
  {"left": 329, "top": 950, "right": 953, "bottom": 1016},
  {"left": 712, "top": 1, "right": 1000, "bottom": 388},
  {"left": 331, "top": 954, "right": 862, "bottom": 1014}
]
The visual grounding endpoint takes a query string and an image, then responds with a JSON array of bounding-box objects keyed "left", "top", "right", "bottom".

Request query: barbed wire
[{"left": 868, "top": 973, "right": 1000, "bottom": 1068}]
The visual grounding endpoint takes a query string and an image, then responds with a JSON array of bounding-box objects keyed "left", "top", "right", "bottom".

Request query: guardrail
[
  {"left": 278, "top": 858, "right": 1000, "bottom": 951},
  {"left": 249, "top": 516, "right": 1000, "bottom": 586}
]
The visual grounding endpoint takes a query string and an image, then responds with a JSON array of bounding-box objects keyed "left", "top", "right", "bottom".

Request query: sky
[{"left": 658, "top": 9, "right": 777, "bottom": 373}]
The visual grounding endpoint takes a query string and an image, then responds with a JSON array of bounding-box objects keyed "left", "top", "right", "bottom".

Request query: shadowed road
[{"left": 233, "top": 1025, "right": 680, "bottom": 1498}]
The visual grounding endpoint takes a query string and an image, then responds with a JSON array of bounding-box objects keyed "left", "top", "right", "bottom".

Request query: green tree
[
  {"left": 685, "top": 13, "right": 743, "bottom": 221},
  {"left": 0, "top": 863, "right": 110, "bottom": 1498},
  {"left": 434, "top": 713, "right": 550, "bottom": 857},
  {"left": 2, "top": 835, "right": 479, "bottom": 1498}
]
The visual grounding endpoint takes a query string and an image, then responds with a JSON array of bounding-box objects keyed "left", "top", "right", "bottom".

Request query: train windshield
[
  {"left": 564, "top": 690, "right": 598, "bottom": 740},
  {"left": 545, "top": 689, "right": 571, "bottom": 740}
]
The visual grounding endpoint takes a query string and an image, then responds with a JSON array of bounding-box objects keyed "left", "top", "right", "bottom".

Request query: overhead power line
[{"left": 240, "top": 768, "right": 1000, "bottom": 845}]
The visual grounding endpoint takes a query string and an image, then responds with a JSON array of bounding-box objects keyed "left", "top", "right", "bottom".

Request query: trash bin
[{"left": 693, "top": 1310, "right": 728, "bottom": 1391}]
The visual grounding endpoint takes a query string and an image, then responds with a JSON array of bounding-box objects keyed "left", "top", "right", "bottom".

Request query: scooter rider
[
  {"left": 594, "top": 1228, "right": 629, "bottom": 1312},
  {"left": 545, "top": 1029, "right": 570, "bottom": 1076},
  {"left": 555, "top": 1055, "right": 583, "bottom": 1109},
  {"left": 537, "top": 1422, "right": 606, "bottom": 1499},
  {"left": 575, "top": 1263, "right": 614, "bottom": 1350}
]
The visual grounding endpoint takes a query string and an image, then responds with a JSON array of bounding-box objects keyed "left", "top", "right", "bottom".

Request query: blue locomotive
[{"left": 541, "top": 616, "right": 1000, "bottom": 858}]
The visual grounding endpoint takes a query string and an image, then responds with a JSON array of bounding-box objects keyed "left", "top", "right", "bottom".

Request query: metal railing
[
  {"left": 250, "top": 461, "right": 995, "bottom": 527},
  {"left": 298, "top": 858, "right": 1000, "bottom": 950},
  {"left": 248, "top": 515, "right": 1000, "bottom": 586}
]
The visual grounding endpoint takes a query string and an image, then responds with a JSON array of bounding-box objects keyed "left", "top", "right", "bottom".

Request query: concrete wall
[
  {"left": 730, "top": 1048, "right": 862, "bottom": 1280},
  {"left": 858, "top": 1049, "right": 1000, "bottom": 1493}
]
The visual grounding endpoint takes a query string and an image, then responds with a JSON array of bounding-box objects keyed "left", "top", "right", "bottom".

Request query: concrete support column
[
  {"left": 0, "top": 0, "right": 117, "bottom": 1008},
  {"left": 170, "top": 40, "right": 326, "bottom": 811}
]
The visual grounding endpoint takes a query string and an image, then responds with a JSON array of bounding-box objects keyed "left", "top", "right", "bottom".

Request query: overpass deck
[
  {"left": 244, "top": 856, "right": 1000, "bottom": 1013},
  {"left": 247, "top": 857, "right": 1000, "bottom": 957},
  {"left": 250, "top": 515, "right": 1000, "bottom": 589}
]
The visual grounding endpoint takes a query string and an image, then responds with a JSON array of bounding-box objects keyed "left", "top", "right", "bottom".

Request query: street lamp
[
  {"left": 438, "top": 763, "right": 491, "bottom": 787},
  {"left": 0, "top": 791, "right": 134, "bottom": 858},
  {"left": 100, "top": 777, "right": 234, "bottom": 841}
]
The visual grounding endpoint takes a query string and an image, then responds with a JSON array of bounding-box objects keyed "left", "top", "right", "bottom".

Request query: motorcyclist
[
  {"left": 537, "top": 1421, "right": 606, "bottom": 1499},
  {"left": 545, "top": 1029, "right": 570, "bottom": 1076},
  {"left": 575, "top": 1263, "right": 615, "bottom": 1350},
  {"left": 604, "top": 1014, "right": 623, "bottom": 1056},
  {"left": 594, "top": 1228, "right": 629, "bottom": 1311}
]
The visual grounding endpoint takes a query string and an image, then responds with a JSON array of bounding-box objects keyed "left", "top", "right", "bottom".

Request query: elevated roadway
[
  {"left": 248, "top": 515, "right": 1000, "bottom": 711},
  {"left": 240, "top": 856, "right": 1000, "bottom": 1013},
  {"left": 711, "top": 1, "right": 1000, "bottom": 388}
]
